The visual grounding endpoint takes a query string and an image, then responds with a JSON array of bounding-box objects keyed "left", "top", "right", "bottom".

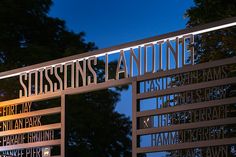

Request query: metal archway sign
[{"left": 0, "top": 17, "right": 236, "bottom": 157}]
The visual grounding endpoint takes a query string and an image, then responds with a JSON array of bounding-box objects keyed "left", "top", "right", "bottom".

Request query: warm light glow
[{"left": 42, "top": 147, "right": 51, "bottom": 157}]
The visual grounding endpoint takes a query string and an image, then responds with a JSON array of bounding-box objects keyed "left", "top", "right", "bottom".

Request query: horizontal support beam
[
  {"left": 0, "top": 17, "right": 235, "bottom": 80},
  {"left": 137, "top": 56, "right": 236, "bottom": 82},
  {"left": 0, "top": 107, "right": 61, "bottom": 122},
  {"left": 136, "top": 137, "right": 236, "bottom": 153},
  {"left": 0, "top": 77, "right": 133, "bottom": 106},
  {"left": 65, "top": 77, "right": 133, "bottom": 95},
  {"left": 0, "top": 92, "right": 62, "bottom": 107},
  {"left": 137, "top": 117, "right": 236, "bottom": 135},
  {"left": 0, "top": 139, "right": 61, "bottom": 151},
  {"left": 137, "top": 77, "right": 236, "bottom": 100},
  {"left": 137, "top": 97, "right": 236, "bottom": 117},
  {"left": 0, "top": 123, "right": 61, "bottom": 137}
]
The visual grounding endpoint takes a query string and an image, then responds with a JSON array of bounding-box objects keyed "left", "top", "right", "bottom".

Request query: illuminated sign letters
[{"left": 0, "top": 17, "right": 235, "bottom": 157}]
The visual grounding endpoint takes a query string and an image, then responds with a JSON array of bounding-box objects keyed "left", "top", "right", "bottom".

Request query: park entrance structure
[{"left": 0, "top": 17, "right": 236, "bottom": 157}]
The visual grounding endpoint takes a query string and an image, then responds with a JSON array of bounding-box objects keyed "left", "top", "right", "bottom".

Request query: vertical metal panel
[
  {"left": 132, "top": 79, "right": 137, "bottom": 157},
  {"left": 61, "top": 94, "right": 65, "bottom": 157}
]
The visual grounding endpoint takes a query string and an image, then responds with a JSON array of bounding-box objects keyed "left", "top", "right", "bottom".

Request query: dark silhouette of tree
[
  {"left": 185, "top": 2, "right": 236, "bottom": 156},
  {"left": 66, "top": 91, "right": 132, "bottom": 157},
  {"left": 0, "top": 0, "right": 132, "bottom": 156},
  {"left": 185, "top": 0, "right": 236, "bottom": 63},
  {"left": 167, "top": 0, "right": 236, "bottom": 157}
]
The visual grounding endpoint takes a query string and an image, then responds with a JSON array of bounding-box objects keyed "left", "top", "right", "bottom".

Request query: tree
[
  {"left": 0, "top": 0, "right": 132, "bottom": 156},
  {"left": 185, "top": 0, "right": 236, "bottom": 62},
  {"left": 66, "top": 91, "right": 132, "bottom": 157},
  {"left": 185, "top": 1, "right": 236, "bottom": 156},
  {"left": 166, "top": 0, "right": 236, "bottom": 156},
  {"left": 0, "top": 0, "right": 96, "bottom": 101}
]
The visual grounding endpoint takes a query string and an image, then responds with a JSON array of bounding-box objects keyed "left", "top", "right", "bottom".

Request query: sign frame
[{"left": 0, "top": 17, "right": 235, "bottom": 157}]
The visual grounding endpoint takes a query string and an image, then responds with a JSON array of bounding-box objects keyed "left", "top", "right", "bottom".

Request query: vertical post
[
  {"left": 61, "top": 94, "right": 65, "bottom": 157},
  {"left": 132, "top": 79, "right": 137, "bottom": 157}
]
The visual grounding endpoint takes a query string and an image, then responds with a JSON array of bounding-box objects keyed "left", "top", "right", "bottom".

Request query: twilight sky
[
  {"left": 49, "top": 0, "right": 195, "bottom": 116},
  {"left": 49, "top": 0, "right": 194, "bottom": 48},
  {"left": 49, "top": 1, "right": 195, "bottom": 156}
]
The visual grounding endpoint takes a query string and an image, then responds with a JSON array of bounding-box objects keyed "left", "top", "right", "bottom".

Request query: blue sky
[
  {"left": 49, "top": 0, "right": 194, "bottom": 48},
  {"left": 49, "top": 0, "right": 195, "bottom": 156},
  {"left": 49, "top": 0, "right": 194, "bottom": 116},
  {"left": 49, "top": 0, "right": 194, "bottom": 117}
]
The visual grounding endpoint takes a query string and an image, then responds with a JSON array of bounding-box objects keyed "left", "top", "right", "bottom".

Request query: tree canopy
[
  {"left": 185, "top": 0, "right": 236, "bottom": 62},
  {"left": 167, "top": 1, "right": 236, "bottom": 156},
  {"left": 0, "top": 0, "right": 96, "bottom": 71},
  {"left": 0, "top": 0, "right": 132, "bottom": 156}
]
